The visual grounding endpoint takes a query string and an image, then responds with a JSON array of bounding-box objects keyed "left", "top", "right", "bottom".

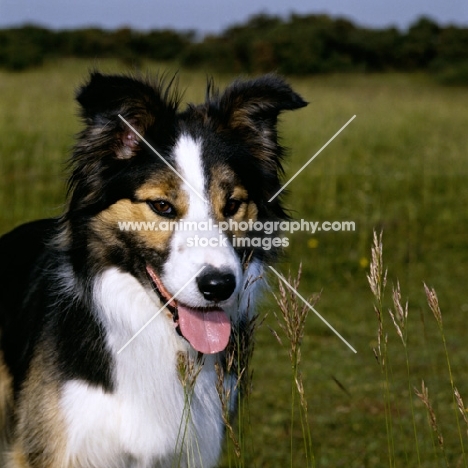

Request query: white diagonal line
[
  {"left": 117, "top": 266, "right": 206, "bottom": 354},
  {"left": 268, "top": 115, "right": 356, "bottom": 202},
  {"left": 118, "top": 115, "right": 207, "bottom": 203},
  {"left": 268, "top": 266, "right": 357, "bottom": 353}
]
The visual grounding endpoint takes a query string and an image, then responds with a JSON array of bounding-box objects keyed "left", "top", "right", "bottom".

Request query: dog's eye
[
  {"left": 223, "top": 199, "right": 242, "bottom": 218},
  {"left": 148, "top": 200, "right": 176, "bottom": 218}
]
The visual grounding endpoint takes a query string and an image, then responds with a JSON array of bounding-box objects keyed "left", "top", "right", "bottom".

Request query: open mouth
[{"left": 146, "top": 266, "right": 231, "bottom": 355}]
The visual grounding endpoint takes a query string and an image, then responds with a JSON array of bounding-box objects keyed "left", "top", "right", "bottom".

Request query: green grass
[{"left": 1, "top": 60, "right": 468, "bottom": 467}]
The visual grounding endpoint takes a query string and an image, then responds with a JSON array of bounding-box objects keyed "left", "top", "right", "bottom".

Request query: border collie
[{"left": 0, "top": 72, "right": 306, "bottom": 467}]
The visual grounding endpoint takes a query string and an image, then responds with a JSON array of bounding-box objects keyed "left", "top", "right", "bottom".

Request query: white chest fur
[{"left": 59, "top": 268, "right": 224, "bottom": 468}]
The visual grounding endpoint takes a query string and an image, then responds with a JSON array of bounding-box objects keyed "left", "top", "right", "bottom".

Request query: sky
[{"left": 0, "top": 0, "right": 467, "bottom": 33}]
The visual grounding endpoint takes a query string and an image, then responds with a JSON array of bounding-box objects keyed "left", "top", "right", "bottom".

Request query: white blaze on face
[{"left": 161, "top": 134, "right": 242, "bottom": 310}]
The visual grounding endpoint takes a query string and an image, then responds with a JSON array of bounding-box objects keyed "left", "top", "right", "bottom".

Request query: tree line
[{"left": 1, "top": 14, "right": 467, "bottom": 83}]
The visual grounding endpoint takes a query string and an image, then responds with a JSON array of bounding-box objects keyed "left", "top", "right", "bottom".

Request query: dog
[{"left": 0, "top": 72, "right": 306, "bottom": 467}]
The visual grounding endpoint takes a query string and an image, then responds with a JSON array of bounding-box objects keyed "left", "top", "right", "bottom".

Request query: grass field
[{"left": 1, "top": 59, "right": 468, "bottom": 467}]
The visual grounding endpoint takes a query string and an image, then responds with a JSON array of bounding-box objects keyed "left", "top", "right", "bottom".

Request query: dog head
[{"left": 65, "top": 72, "right": 306, "bottom": 354}]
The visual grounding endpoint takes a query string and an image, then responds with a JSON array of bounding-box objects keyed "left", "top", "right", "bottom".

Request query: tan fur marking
[
  {"left": 5, "top": 348, "right": 68, "bottom": 467},
  {"left": 135, "top": 175, "right": 182, "bottom": 203},
  {"left": 0, "top": 351, "right": 13, "bottom": 465},
  {"left": 91, "top": 176, "right": 190, "bottom": 257},
  {"left": 6, "top": 449, "right": 29, "bottom": 468},
  {"left": 246, "top": 201, "right": 259, "bottom": 220},
  {"left": 231, "top": 186, "right": 249, "bottom": 201},
  {"left": 135, "top": 176, "right": 189, "bottom": 215},
  {"left": 209, "top": 168, "right": 232, "bottom": 219},
  {"left": 0, "top": 351, "right": 13, "bottom": 428},
  {"left": 94, "top": 199, "right": 175, "bottom": 251},
  {"left": 209, "top": 164, "right": 258, "bottom": 238},
  {"left": 209, "top": 165, "right": 245, "bottom": 219}
]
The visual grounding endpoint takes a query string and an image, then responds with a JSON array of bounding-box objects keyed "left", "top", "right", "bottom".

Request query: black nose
[{"left": 196, "top": 267, "right": 236, "bottom": 302}]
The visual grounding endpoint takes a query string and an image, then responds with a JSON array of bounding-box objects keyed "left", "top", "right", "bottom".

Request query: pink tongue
[{"left": 178, "top": 306, "right": 231, "bottom": 354}]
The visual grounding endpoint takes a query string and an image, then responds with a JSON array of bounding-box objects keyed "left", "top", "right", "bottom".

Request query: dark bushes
[{"left": 1, "top": 14, "right": 467, "bottom": 84}]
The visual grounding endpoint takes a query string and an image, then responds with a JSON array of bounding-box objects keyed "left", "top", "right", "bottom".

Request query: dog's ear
[
  {"left": 213, "top": 74, "right": 307, "bottom": 145},
  {"left": 76, "top": 72, "right": 177, "bottom": 160},
  {"left": 210, "top": 74, "right": 307, "bottom": 175},
  {"left": 209, "top": 75, "right": 307, "bottom": 216}
]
